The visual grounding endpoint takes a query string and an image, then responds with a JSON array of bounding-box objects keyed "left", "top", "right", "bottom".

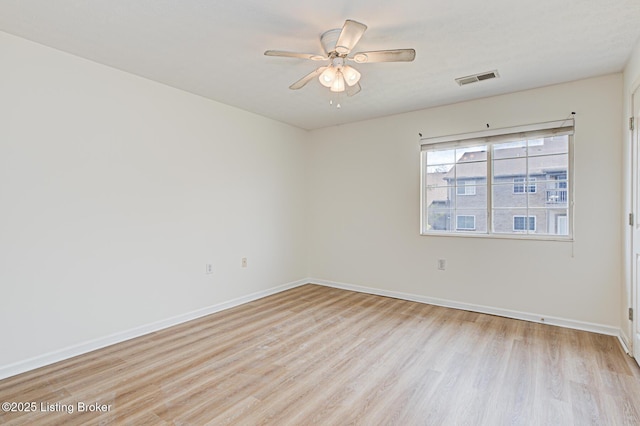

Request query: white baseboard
[
  {"left": 618, "top": 334, "right": 631, "bottom": 355},
  {"left": 618, "top": 329, "right": 633, "bottom": 355},
  {"left": 310, "top": 278, "right": 622, "bottom": 338},
  {"left": 0, "top": 279, "right": 309, "bottom": 381}
]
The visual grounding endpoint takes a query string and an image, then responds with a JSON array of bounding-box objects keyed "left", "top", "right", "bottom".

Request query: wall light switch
[{"left": 206, "top": 264, "right": 213, "bottom": 274}]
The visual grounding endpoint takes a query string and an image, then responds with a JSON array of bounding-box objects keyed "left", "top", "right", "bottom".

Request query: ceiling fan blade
[
  {"left": 335, "top": 20, "right": 367, "bottom": 55},
  {"left": 264, "top": 50, "right": 327, "bottom": 61},
  {"left": 352, "top": 49, "right": 416, "bottom": 63},
  {"left": 289, "top": 67, "right": 328, "bottom": 90},
  {"left": 346, "top": 82, "right": 361, "bottom": 97}
]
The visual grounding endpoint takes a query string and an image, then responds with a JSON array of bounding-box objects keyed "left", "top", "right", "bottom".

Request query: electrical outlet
[
  {"left": 241, "top": 257, "right": 247, "bottom": 268},
  {"left": 205, "top": 264, "right": 213, "bottom": 274},
  {"left": 437, "top": 259, "right": 446, "bottom": 270}
]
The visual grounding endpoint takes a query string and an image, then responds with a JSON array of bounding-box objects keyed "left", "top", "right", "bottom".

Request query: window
[
  {"left": 513, "top": 177, "right": 536, "bottom": 193},
  {"left": 513, "top": 215, "right": 536, "bottom": 232},
  {"left": 456, "top": 215, "right": 476, "bottom": 230},
  {"left": 421, "top": 119, "right": 573, "bottom": 239},
  {"left": 546, "top": 173, "right": 567, "bottom": 204},
  {"left": 556, "top": 215, "right": 568, "bottom": 235},
  {"left": 457, "top": 180, "right": 476, "bottom": 195}
]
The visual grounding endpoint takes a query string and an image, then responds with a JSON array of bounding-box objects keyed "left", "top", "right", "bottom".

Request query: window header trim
[{"left": 420, "top": 119, "right": 574, "bottom": 150}]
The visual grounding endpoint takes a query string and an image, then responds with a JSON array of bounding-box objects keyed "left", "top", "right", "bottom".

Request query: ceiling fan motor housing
[{"left": 320, "top": 29, "right": 341, "bottom": 55}]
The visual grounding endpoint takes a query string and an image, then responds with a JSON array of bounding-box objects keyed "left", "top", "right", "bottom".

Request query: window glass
[{"left": 421, "top": 125, "right": 572, "bottom": 239}]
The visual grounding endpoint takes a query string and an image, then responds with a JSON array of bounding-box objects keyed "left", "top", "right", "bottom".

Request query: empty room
[{"left": 2, "top": 1, "right": 640, "bottom": 424}]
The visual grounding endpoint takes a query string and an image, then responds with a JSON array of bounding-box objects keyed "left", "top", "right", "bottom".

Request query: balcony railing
[{"left": 546, "top": 189, "right": 567, "bottom": 204}]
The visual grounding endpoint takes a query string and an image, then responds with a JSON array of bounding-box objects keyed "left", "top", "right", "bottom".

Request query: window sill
[{"left": 421, "top": 231, "right": 573, "bottom": 242}]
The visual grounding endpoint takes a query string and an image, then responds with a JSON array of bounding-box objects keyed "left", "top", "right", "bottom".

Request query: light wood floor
[{"left": 1, "top": 284, "right": 639, "bottom": 425}]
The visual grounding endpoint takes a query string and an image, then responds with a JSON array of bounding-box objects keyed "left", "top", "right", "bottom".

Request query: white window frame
[
  {"left": 420, "top": 119, "right": 574, "bottom": 240},
  {"left": 513, "top": 215, "right": 536, "bottom": 232},
  {"left": 513, "top": 177, "right": 537, "bottom": 193},
  {"left": 457, "top": 180, "right": 476, "bottom": 196},
  {"left": 456, "top": 215, "right": 476, "bottom": 230}
]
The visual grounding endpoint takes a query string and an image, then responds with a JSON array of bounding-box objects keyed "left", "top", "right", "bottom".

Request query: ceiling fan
[{"left": 264, "top": 19, "right": 416, "bottom": 97}]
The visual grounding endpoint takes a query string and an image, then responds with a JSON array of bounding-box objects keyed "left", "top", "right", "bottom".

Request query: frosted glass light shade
[
  {"left": 342, "top": 66, "right": 361, "bottom": 86},
  {"left": 330, "top": 70, "right": 346, "bottom": 92},
  {"left": 319, "top": 67, "right": 337, "bottom": 88}
]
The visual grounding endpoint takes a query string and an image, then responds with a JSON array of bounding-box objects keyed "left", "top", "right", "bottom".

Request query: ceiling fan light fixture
[
  {"left": 319, "top": 67, "right": 337, "bottom": 87},
  {"left": 330, "top": 70, "right": 346, "bottom": 92},
  {"left": 342, "top": 65, "right": 361, "bottom": 86}
]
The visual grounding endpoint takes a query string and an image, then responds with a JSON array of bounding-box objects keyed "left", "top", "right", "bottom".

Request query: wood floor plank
[{"left": 1, "top": 284, "right": 639, "bottom": 425}]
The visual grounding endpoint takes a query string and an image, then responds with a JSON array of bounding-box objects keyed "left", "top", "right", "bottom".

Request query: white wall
[
  {"left": 308, "top": 74, "right": 623, "bottom": 328},
  {"left": 0, "top": 32, "right": 308, "bottom": 370},
  {"left": 622, "top": 37, "right": 640, "bottom": 347}
]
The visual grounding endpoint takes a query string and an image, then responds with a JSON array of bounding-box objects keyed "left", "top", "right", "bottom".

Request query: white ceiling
[{"left": 1, "top": 1, "right": 640, "bottom": 130}]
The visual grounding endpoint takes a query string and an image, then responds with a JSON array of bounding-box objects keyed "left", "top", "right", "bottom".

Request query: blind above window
[{"left": 420, "top": 119, "right": 574, "bottom": 150}]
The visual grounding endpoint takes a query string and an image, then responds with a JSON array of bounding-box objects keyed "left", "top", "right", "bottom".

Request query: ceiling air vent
[{"left": 455, "top": 70, "right": 500, "bottom": 86}]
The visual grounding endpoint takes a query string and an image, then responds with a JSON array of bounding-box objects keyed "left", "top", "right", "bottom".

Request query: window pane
[
  {"left": 512, "top": 215, "right": 537, "bottom": 232},
  {"left": 427, "top": 164, "right": 453, "bottom": 180},
  {"left": 426, "top": 185, "right": 454, "bottom": 209},
  {"left": 425, "top": 144, "right": 489, "bottom": 235},
  {"left": 493, "top": 209, "right": 533, "bottom": 233},
  {"left": 524, "top": 209, "right": 546, "bottom": 234},
  {"left": 456, "top": 182, "right": 477, "bottom": 196},
  {"left": 529, "top": 208, "right": 569, "bottom": 235},
  {"left": 426, "top": 165, "right": 452, "bottom": 187},
  {"left": 427, "top": 149, "right": 456, "bottom": 165},
  {"left": 456, "top": 162, "right": 486, "bottom": 185},
  {"left": 544, "top": 188, "right": 568, "bottom": 205},
  {"left": 492, "top": 183, "right": 528, "bottom": 208},
  {"left": 493, "top": 140, "right": 527, "bottom": 159},
  {"left": 427, "top": 209, "right": 453, "bottom": 231},
  {"left": 456, "top": 146, "right": 487, "bottom": 163},
  {"left": 493, "top": 157, "right": 526, "bottom": 182},
  {"left": 455, "top": 210, "right": 487, "bottom": 233},
  {"left": 543, "top": 174, "right": 568, "bottom": 205},
  {"left": 456, "top": 215, "right": 476, "bottom": 230},
  {"left": 528, "top": 154, "right": 568, "bottom": 182},
  {"left": 513, "top": 177, "right": 525, "bottom": 193},
  {"left": 528, "top": 136, "right": 568, "bottom": 156},
  {"left": 555, "top": 213, "right": 569, "bottom": 236},
  {"left": 455, "top": 185, "right": 486, "bottom": 210}
]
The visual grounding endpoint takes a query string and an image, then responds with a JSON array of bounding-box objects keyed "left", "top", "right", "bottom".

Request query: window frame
[
  {"left": 456, "top": 215, "right": 476, "bottom": 231},
  {"left": 513, "top": 215, "right": 536, "bottom": 232},
  {"left": 420, "top": 119, "right": 574, "bottom": 241},
  {"left": 456, "top": 179, "right": 477, "bottom": 196},
  {"left": 513, "top": 177, "right": 537, "bottom": 194}
]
